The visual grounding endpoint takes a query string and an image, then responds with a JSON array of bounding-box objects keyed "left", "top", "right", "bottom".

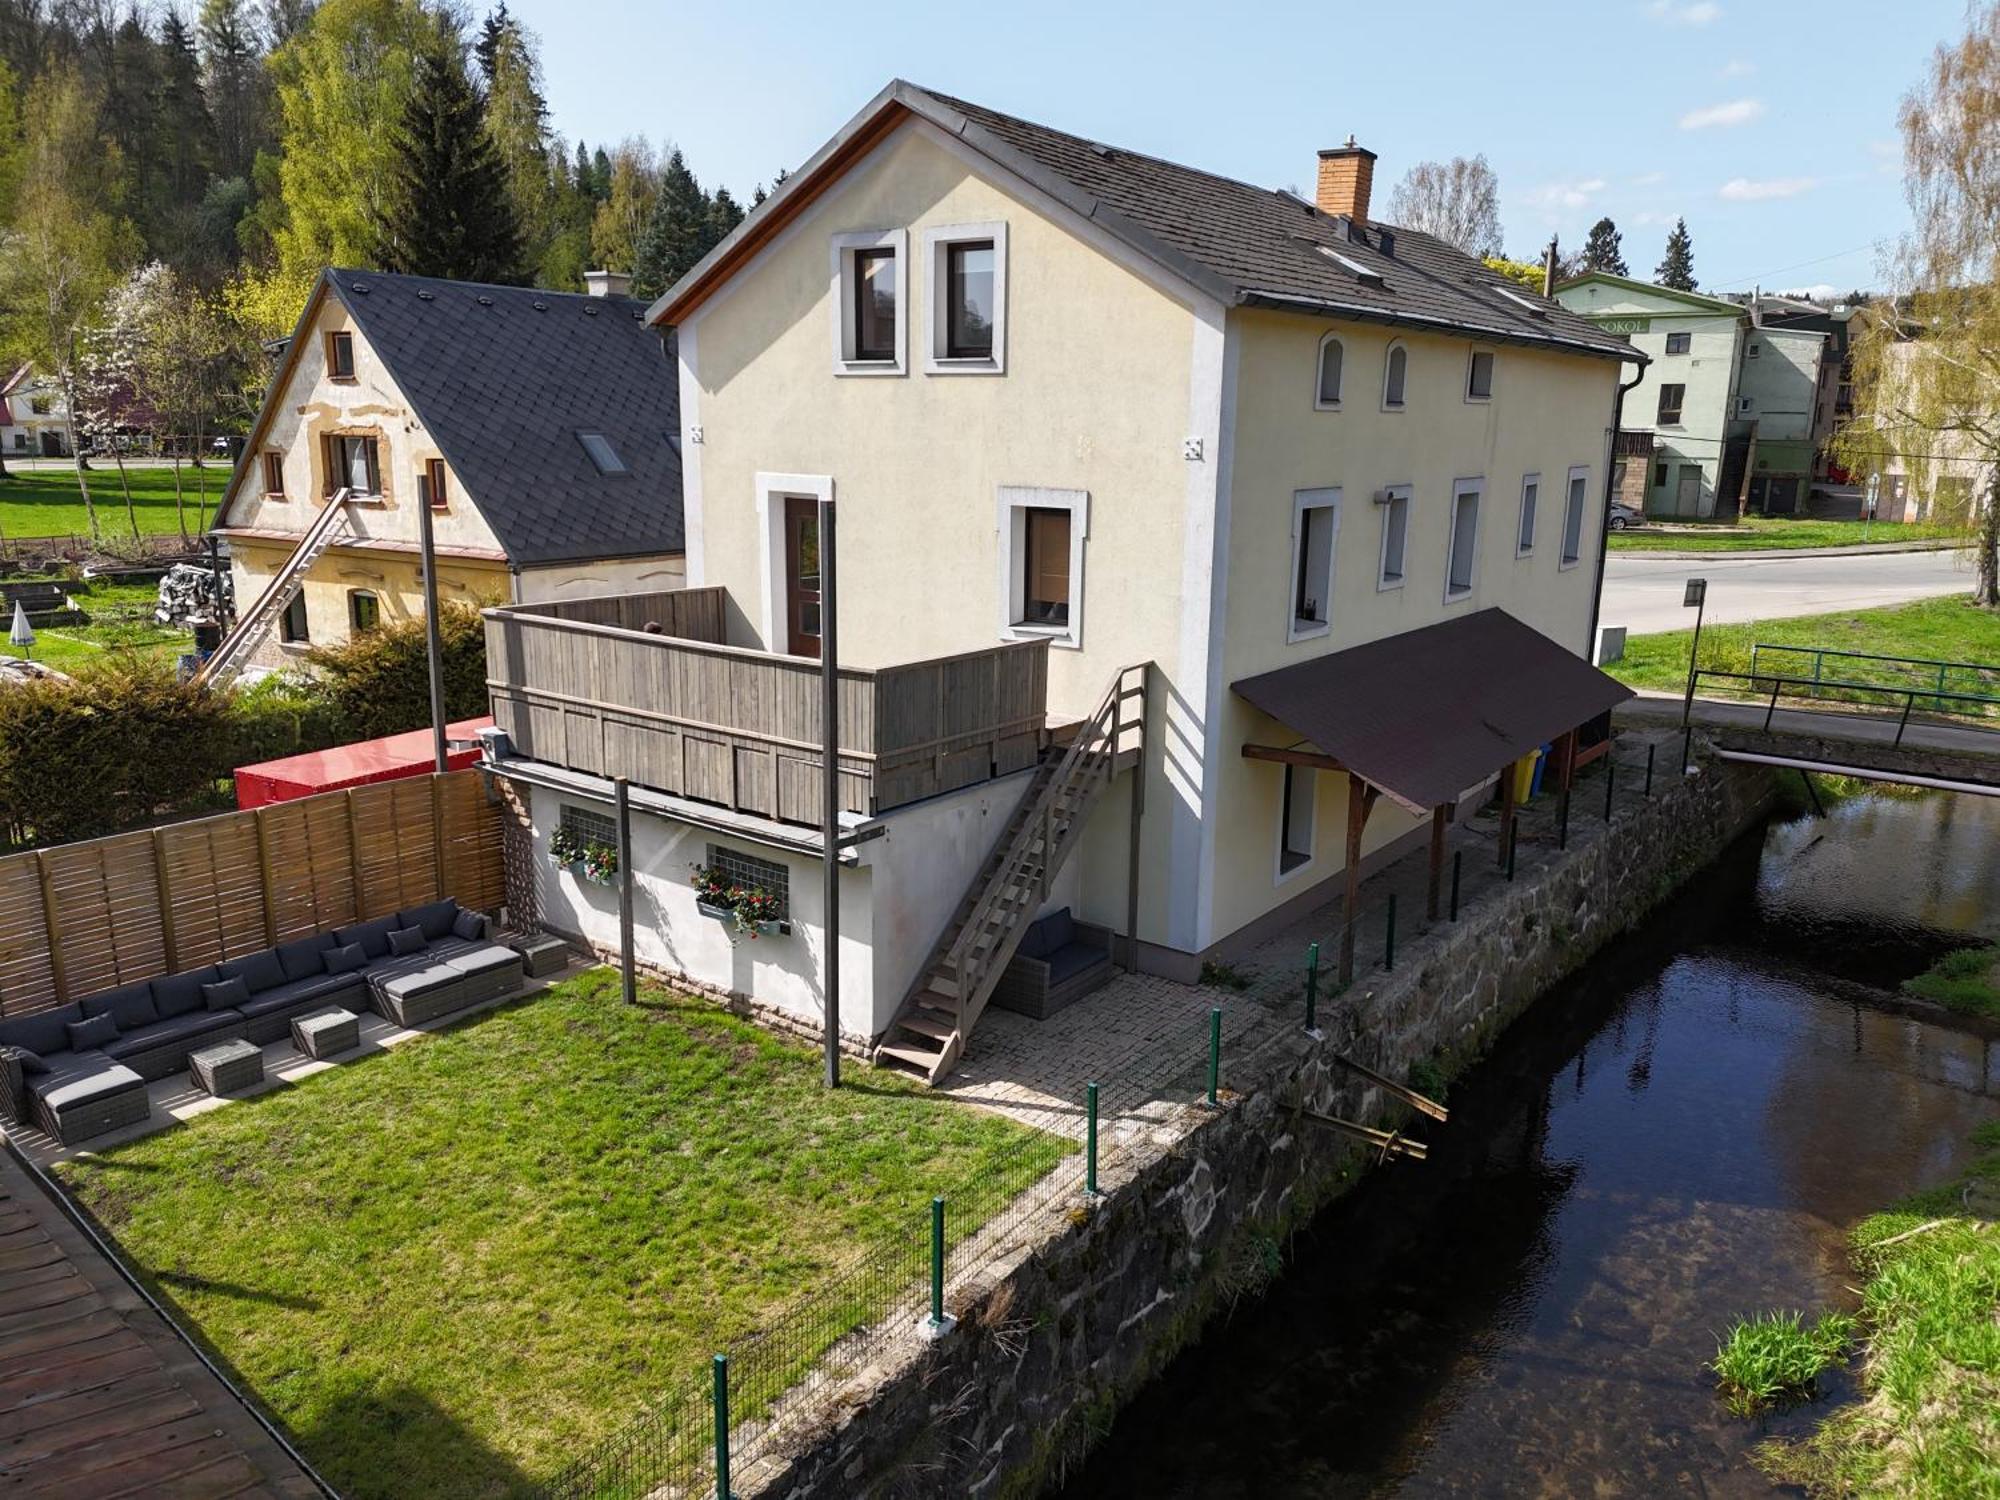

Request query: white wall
[{"left": 515, "top": 554, "right": 687, "bottom": 603}]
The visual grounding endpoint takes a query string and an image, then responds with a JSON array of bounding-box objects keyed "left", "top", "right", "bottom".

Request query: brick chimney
[{"left": 1316, "top": 137, "right": 1377, "bottom": 224}]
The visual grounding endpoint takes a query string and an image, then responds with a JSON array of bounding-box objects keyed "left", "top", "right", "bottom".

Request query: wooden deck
[{"left": 0, "top": 1150, "right": 320, "bottom": 1498}]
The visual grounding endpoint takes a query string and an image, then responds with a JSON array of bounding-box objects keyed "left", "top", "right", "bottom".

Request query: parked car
[{"left": 1608, "top": 501, "right": 1643, "bottom": 530}]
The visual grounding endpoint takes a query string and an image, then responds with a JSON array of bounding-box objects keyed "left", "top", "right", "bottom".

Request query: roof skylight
[
  {"left": 1319, "top": 247, "right": 1386, "bottom": 288},
  {"left": 577, "top": 431, "right": 627, "bottom": 474},
  {"left": 1495, "top": 286, "right": 1549, "bottom": 317}
]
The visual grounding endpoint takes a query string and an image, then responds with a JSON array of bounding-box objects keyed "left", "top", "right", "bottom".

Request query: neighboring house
[
  {"left": 481, "top": 81, "right": 1633, "bottom": 1081},
  {"left": 1866, "top": 336, "right": 1992, "bottom": 524},
  {"left": 209, "top": 268, "right": 685, "bottom": 677},
  {"left": 0, "top": 366, "right": 71, "bottom": 458},
  {"left": 1556, "top": 273, "right": 1828, "bottom": 518}
]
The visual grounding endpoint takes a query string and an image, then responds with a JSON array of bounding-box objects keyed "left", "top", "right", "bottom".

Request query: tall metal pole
[
  {"left": 417, "top": 486, "right": 448, "bottom": 773},
  {"left": 615, "top": 776, "right": 635, "bottom": 1007},
  {"left": 819, "top": 497, "right": 841, "bottom": 1089}
]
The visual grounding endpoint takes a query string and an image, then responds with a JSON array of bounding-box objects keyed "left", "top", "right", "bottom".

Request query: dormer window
[
  {"left": 1314, "top": 333, "right": 1344, "bottom": 409},
  {"left": 831, "top": 229, "right": 908, "bottom": 374}
]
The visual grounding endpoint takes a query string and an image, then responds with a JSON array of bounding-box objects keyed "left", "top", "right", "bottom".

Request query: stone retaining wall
[{"left": 743, "top": 750, "right": 1777, "bottom": 1499}]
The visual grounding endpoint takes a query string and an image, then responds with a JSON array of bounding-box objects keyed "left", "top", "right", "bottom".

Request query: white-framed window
[
  {"left": 1376, "top": 484, "right": 1410, "bottom": 590},
  {"left": 1516, "top": 473, "right": 1539, "bottom": 556},
  {"left": 1560, "top": 465, "right": 1590, "bottom": 567},
  {"left": 1277, "top": 763, "right": 1315, "bottom": 878},
  {"left": 1445, "top": 477, "right": 1482, "bottom": 602},
  {"left": 829, "top": 228, "right": 907, "bottom": 375},
  {"left": 997, "top": 486, "right": 1087, "bottom": 649},
  {"left": 922, "top": 222, "right": 1007, "bottom": 374},
  {"left": 1381, "top": 341, "right": 1408, "bottom": 410},
  {"left": 1288, "top": 488, "right": 1340, "bottom": 641},
  {"left": 1313, "top": 333, "right": 1344, "bottom": 410},
  {"left": 1465, "top": 347, "right": 1496, "bottom": 402}
]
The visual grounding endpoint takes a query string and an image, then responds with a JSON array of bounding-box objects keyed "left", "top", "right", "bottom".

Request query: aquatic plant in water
[{"left": 1711, "top": 1310, "right": 1856, "bottom": 1414}]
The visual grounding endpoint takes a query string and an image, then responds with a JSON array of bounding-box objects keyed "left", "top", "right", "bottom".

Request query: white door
[{"left": 1675, "top": 465, "right": 1702, "bottom": 517}]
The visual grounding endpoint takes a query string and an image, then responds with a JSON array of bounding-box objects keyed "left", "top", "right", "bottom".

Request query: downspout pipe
[{"left": 1586, "top": 357, "right": 1649, "bottom": 663}]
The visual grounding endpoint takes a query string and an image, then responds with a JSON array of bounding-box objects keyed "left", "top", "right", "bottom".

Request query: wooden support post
[
  {"left": 151, "top": 829, "right": 178, "bottom": 974},
  {"left": 1338, "top": 777, "right": 1377, "bottom": 988},
  {"left": 1425, "top": 803, "right": 1448, "bottom": 921},
  {"left": 1496, "top": 757, "right": 1518, "bottom": 870},
  {"left": 253, "top": 807, "right": 278, "bottom": 946},
  {"left": 346, "top": 787, "right": 366, "bottom": 921},
  {"left": 36, "top": 850, "right": 66, "bottom": 1003}
]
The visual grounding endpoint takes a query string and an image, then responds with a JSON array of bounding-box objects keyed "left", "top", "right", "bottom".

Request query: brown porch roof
[{"left": 1232, "top": 609, "right": 1633, "bottom": 812}]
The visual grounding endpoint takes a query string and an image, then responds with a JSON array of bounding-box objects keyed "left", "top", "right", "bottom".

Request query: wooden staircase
[
  {"left": 874, "top": 663, "right": 1148, "bottom": 1083},
  {"left": 195, "top": 488, "right": 356, "bottom": 687}
]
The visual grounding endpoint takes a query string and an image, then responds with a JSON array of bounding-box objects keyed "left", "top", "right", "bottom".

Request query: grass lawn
[
  {"left": 1902, "top": 943, "right": 2000, "bottom": 1020},
  {"left": 6, "top": 578, "right": 190, "bottom": 674},
  {"left": 1758, "top": 1121, "right": 2000, "bottom": 1496},
  {"left": 1609, "top": 517, "right": 1970, "bottom": 552},
  {"left": 1605, "top": 596, "right": 2000, "bottom": 696},
  {"left": 0, "top": 462, "right": 221, "bottom": 542},
  {"left": 56, "top": 970, "right": 1070, "bottom": 1499}
]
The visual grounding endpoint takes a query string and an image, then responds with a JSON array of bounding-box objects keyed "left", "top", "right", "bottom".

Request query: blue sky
[{"left": 520, "top": 0, "right": 1963, "bottom": 298}]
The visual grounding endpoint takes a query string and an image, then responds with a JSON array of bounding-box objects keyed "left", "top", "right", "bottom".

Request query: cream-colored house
[
  {"left": 481, "top": 82, "right": 1633, "bottom": 1080},
  {"left": 209, "top": 269, "right": 685, "bottom": 678}
]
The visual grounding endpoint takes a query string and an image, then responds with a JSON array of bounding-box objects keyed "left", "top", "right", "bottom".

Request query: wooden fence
[{"left": 0, "top": 768, "right": 505, "bottom": 1019}]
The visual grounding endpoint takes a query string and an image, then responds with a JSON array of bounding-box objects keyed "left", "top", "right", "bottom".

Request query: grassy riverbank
[
  {"left": 1608, "top": 517, "right": 1966, "bottom": 552},
  {"left": 1606, "top": 596, "right": 2000, "bottom": 695},
  {"left": 1757, "top": 1121, "right": 2000, "bottom": 1496},
  {"left": 1902, "top": 943, "right": 2000, "bottom": 1020}
]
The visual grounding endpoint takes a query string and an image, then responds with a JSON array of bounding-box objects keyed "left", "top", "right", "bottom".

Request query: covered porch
[{"left": 1233, "top": 609, "right": 1634, "bottom": 984}]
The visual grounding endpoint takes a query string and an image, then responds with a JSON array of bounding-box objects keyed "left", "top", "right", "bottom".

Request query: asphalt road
[{"left": 1600, "top": 548, "right": 1975, "bottom": 635}]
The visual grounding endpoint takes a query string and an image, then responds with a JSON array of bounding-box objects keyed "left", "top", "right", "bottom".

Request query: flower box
[{"left": 696, "top": 898, "right": 788, "bottom": 937}]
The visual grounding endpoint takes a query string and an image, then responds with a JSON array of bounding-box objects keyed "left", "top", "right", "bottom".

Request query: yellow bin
[{"left": 1511, "top": 746, "right": 1544, "bottom": 802}]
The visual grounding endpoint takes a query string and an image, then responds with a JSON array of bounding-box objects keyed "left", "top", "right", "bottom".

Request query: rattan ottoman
[
  {"left": 291, "top": 1007, "right": 360, "bottom": 1061},
  {"left": 189, "top": 1037, "right": 263, "bottom": 1096},
  {"left": 512, "top": 934, "right": 571, "bottom": 979}
]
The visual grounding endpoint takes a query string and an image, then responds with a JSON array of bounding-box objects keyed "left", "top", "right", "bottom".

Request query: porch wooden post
[
  {"left": 1556, "top": 727, "right": 1578, "bottom": 838},
  {"left": 1338, "top": 777, "right": 1376, "bottom": 988},
  {"left": 1426, "top": 803, "right": 1449, "bottom": 921},
  {"left": 1497, "top": 757, "right": 1518, "bottom": 869}
]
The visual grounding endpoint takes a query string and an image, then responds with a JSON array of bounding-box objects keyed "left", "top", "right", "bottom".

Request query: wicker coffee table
[
  {"left": 189, "top": 1037, "right": 263, "bottom": 1096},
  {"left": 291, "top": 1007, "right": 360, "bottom": 1061}
]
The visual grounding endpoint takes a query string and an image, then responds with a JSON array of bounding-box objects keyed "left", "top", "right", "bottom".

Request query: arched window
[
  {"left": 1314, "top": 333, "right": 1344, "bottom": 409},
  {"left": 1382, "top": 342, "right": 1408, "bottom": 410}
]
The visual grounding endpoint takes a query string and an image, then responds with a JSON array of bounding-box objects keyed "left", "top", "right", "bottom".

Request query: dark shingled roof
[
  {"left": 655, "top": 81, "right": 1638, "bottom": 364},
  {"left": 1232, "top": 609, "right": 1633, "bottom": 812},
  {"left": 322, "top": 269, "right": 683, "bottom": 568}
]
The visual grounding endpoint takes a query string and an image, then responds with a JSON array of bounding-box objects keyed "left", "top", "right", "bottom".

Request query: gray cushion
[
  {"left": 276, "top": 934, "right": 334, "bottom": 982},
  {"left": 1036, "top": 909, "right": 1075, "bottom": 954},
  {"left": 32, "top": 1052, "right": 145, "bottom": 1117},
  {"left": 0, "top": 1004, "right": 83, "bottom": 1060},
  {"left": 1046, "top": 943, "right": 1108, "bottom": 986},
  {"left": 202, "top": 976, "right": 251, "bottom": 1012},
  {"left": 378, "top": 964, "right": 460, "bottom": 1000},
  {"left": 451, "top": 908, "right": 485, "bottom": 942},
  {"left": 400, "top": 900, "right": 460, "bottom": 942},
  {"left": 387, "top": 926, "right": 427, "bottom": 957},
  {"left": 151, "top": 966, "right": 221, "bottom": 1020},
  {"left": 325, "top": 943, "right": 368, "bottom": 975},
  {"left": 65, "top": 1014, "right": 121, "bottom": 1052},
  {"left": 334, "top": 916, "right": 399, "bottom": 960},
  {"left": 103, "top": 1010, "right": 235, "bottom": 1061},
  {"left": 11, "top": 1046, "right": 49, "bottom": 1075},
  {"left": 237, "top": 972, "right": 368, "bottom": 1021},
  {"left": 437, "top": 944, "right": 520, "bottom": 980},
  {"left": 82, "top": 982, "right": 159, "bottom": 1032},
  {"left": 220, "top": 949, "right": 287, "bottom": 995}
]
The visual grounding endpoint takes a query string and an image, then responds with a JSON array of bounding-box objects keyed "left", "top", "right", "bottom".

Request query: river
[{"left": 1057, "top": 789, "right": 2000, "bottom": 1498}]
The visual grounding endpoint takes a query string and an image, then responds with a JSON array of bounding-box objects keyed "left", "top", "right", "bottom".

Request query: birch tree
[{"left": 1386, "top": 156, "right": 1503, "bottom": 257}]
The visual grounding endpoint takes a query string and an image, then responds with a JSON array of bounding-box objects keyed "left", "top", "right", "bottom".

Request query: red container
[{"left": 235, "top": 717, "right": 493, "bottom": 809}]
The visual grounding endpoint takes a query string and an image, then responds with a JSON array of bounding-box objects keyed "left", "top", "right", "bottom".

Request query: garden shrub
[{"left": 306, "top": 601, "right": 489, "bottom": 741}]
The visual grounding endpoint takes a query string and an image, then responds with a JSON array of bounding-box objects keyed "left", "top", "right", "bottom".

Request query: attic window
[
  {"left": 1319, "top": 248, "right": 1385, "bottom": 288},
  {"left": 577, "top": 431, "right": 626, "bottom": 474},
  {"left": 1495, "top": 287, "right": 1548, "bottom": 318},
  {"left": 325, "top": 330, "right": 355, "bottom": 380}
]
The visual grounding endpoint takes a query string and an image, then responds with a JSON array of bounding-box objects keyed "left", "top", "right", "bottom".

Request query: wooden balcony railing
[{"left": 483, "top": 589, "right": 1050, "bottom": 825}]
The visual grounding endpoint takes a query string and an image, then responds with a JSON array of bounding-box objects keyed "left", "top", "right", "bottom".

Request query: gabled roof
[
  {"left": 1554, "top": 271, "right": 1748, "bottom": 318},
  {"left": 651, "top": 81, "right": 1638, "bottom": 364},
  {"left": 220, "top": 269, "right": 684, "bottom": 568}
]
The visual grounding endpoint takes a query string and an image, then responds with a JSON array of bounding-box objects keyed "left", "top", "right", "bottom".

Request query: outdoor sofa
[
  {"left": 991, "top": 907, "right": 1115, "bottom": 1021},
  {"left": 0, "top": 899, "right": 521, "bottom": 1146}
]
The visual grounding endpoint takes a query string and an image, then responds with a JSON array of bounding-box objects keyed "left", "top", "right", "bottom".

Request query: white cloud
[
  {"left": 1531, "top": 176, "right": 1608, "bottom": 210},
  {"left": 1779, "top": 283, "right": 1841, "bottom": 301},
  {"left": 1630, "top": 171, "right": 1666, "bottom": 188},
  {"left": 1718, "top": 176, "right": 1816, "bottom": 201},
  {"left": 1679, "top": 98, "right": 1765, "bottom": 130},
  {"left": 1631, "top": 210, "right": 1675, "bottom": 226},
  {"left": 1647, "top": 0, "right": 1723, "bottom": 24},
  {"left": 1719, "top": 58, "right": 1755, "bottom": 77}
]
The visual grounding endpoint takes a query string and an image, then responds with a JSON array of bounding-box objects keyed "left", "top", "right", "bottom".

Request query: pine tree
[
  {"left": 373, "top": 23, "right": 522, "bottom": 282},
  {"left": 199, "top": 0, "right": 265, "bottom": 181},
  {"left": 1581, "top": 216, "right": 1626, "bottom": 276},
  {"left": 705, "top": 184, "right": 742, "bottom": 249},
  {"left": 1655, "top": 217, "right": 1696, "bottom": 291},
  {"left": 474, "top": 1, "right": 509, "bottom": 83},
  {"left": 631, "top": 147, "right": 706, "bottom": 297}
]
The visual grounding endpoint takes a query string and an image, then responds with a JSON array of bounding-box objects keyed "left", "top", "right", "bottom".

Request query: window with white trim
[
  {"left": 1445, "top": 478, "right": 1481, "bottom": 601},
  {"left": 830, "top": 229, "right": 907, "bottom": 374},
  {"left": 998, "top": 487, "right": 1087, "bottom": 648},
  {"left": 1560, "top": 465, "right": 1590, "bottom": 566},
  {"left": 1377, "top": 484, "right": 1410, "bottom": 589},
  {"left": 1382, "top": 342, "right": 1408, "bottom": 409},
  {"left": 1314, "top": 333, "right": 1344, "bottom": 409},
  {"left": 1516, "top": 473, "right": 1539, "bottom": 556},
  {"left": 923, "top": 222, "right": 1007, "bottom": 374},
  {"left": 1465, "top": 347, "right": 1495, "bottom": 401},
  {"left": 1278, "top": 763, "right": 1315, "bottom": 876},
  {"left": 1288, "top": 489, "right": 1339, "bottom": 639}
]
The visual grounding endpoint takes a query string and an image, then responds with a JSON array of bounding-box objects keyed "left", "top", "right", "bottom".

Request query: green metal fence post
[
  {"left": 1304, "top": 942, "right": 1320, "bottom": 1035},
  {"left": 1206, "top": 1007, "right": 1221, "bottom": 1107},
  {"left": 712, "top": 1354, "right": 732, "bottom": 1500},
  {"left": 1383, "top": 893, "right": 1397, "bottom": 971},
  {"left": 929, "top": 1197, "right": 946, "bottom": 1330},
  {"left": 1449, "top": 850, "right": 1462, "bottom": 921},
  {"left": 1085, "top": 1083, "right": 1100, "bottom": 1198}
]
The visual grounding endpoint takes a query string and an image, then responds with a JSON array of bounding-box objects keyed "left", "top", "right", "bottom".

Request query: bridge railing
[
  {"left": 1749, "top": 643, "right": 2000, "bottom": 711},
  {"left": 1691, "top": 665, "right": 2000, "bottom": 747}
]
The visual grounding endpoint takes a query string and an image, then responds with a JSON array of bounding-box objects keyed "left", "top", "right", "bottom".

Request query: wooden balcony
[{"left": 483, "top": 588, "right": 1050, "bottom": 826}]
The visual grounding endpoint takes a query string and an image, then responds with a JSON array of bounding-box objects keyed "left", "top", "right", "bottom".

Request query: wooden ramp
[{"left": 0, "top": 1150, "right": 322, "bottom": 1498}]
